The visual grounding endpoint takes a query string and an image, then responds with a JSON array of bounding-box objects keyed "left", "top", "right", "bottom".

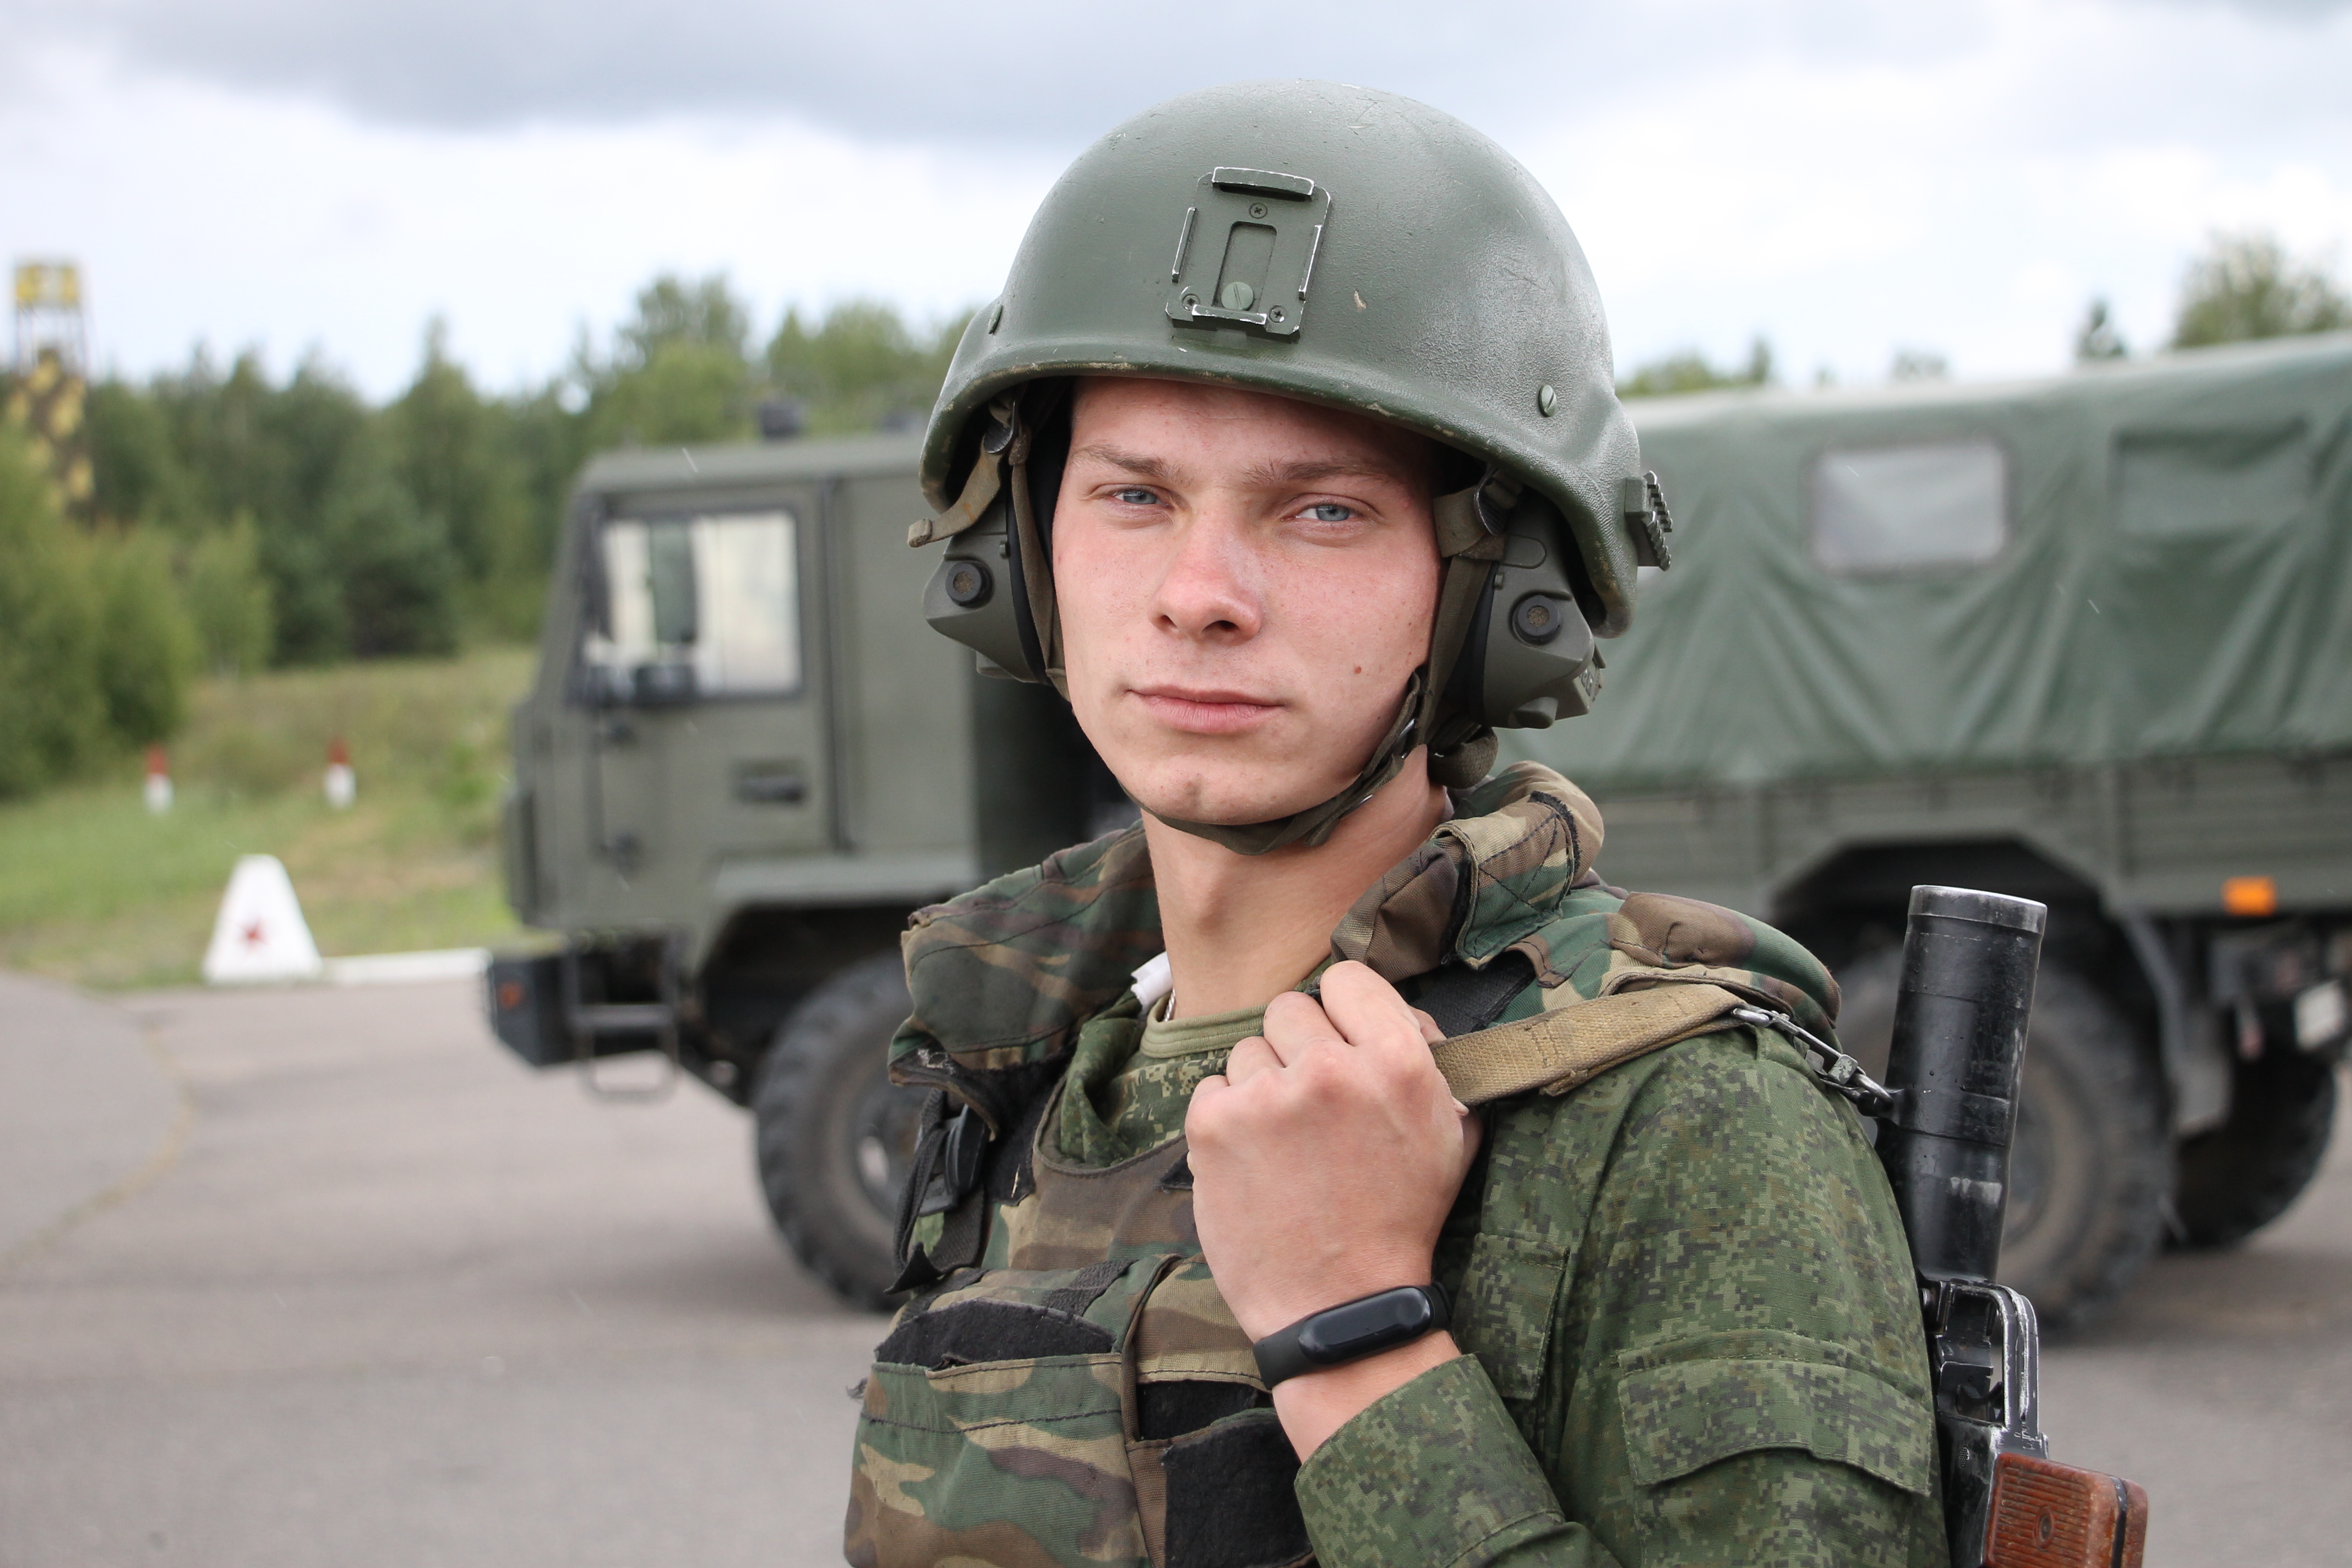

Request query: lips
[{"left": 1129, "top": 685, "right": 1283, "bottom": 736}]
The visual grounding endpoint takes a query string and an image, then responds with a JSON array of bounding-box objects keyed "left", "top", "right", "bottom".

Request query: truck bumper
[
  {"left": 484, "top": 952, "right": 571, "bottom": 1068},
  {"left": 484, "top": 942, "right": 683, "bottom": 1069}
]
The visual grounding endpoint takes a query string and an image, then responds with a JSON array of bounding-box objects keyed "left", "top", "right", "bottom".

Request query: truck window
[
  {"left": 2114, "top": 422, "right": 2310, "bottom": 537},
  {"left": 1810, "top": 438, "right": 2008, "bottom": 573},
  {"left": 587, "top": 511, "right": 802, "bottom": 700}
]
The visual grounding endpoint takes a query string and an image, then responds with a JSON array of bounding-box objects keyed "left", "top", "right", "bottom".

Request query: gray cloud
[
  {"left": 8, "top": 0, "right": 2016, "bottom": 145},
  {"left": 16, "top": 0, "right": 1506, "bottom": 141},
  {"left": 9, "top": 0, "right": 2345, "bottom": 159}
]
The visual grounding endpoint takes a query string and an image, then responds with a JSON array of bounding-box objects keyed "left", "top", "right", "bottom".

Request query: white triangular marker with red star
[{"left": 201, "top": 854, "right": 324, "bottom": 984}]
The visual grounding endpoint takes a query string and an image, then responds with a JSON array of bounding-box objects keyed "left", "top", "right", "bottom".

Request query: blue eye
[
  {"left": 1112, "top": 487, "right": 1159, "bottom": 506},
  {"left": 1302, "top": 503, "right": 1354, "bottom": 522}
]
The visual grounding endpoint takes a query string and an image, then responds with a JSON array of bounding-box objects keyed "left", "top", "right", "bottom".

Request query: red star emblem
[{"left": 241, "top": 920, "right": 266, "bottom": 948}]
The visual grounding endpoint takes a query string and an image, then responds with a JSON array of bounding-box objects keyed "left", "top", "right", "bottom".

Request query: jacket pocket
[
  {"left": 1452, "top": 1232, "right": 1567, "bottom": 1401},
  {"left": 1615, "top": 1332, "right": 1934, "bottom": 1496},
  {"left": 849, "top": 1257, "right": 1175, "bottom": 1568},
  {"left": 1123, "top": 1256, "right": 1305, "bottom": 1568}
]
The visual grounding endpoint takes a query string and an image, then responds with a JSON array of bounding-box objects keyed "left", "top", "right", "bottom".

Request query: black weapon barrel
[{"left": 1876, "top": 886, "right": 2048, "bottom": 1284}]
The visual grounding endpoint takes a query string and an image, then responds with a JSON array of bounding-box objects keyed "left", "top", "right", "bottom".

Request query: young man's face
[{"left": 1053, "top": 377, "right": 1440, "bottom": 831}]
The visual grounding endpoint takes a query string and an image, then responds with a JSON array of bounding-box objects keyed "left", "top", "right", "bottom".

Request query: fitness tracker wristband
[{"left": 1250, "top": 1282, "right": 1452, "bottom": 1388}]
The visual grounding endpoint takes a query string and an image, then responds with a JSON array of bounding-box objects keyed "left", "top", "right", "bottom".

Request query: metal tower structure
[{"left": 8, "top": 259, "right": 94, "bottom": 517}]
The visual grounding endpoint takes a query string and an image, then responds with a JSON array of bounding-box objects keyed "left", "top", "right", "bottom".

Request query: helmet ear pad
[
  {"left": 922, "top": 391, "right": 1071, "bottom": 685},
  {"left": 933, "top": 418, "right": 1600, "bottom": 732},
  {"left": 923, "top": 496, "right": 1038, "bottom": 680},
  {"left": 1447, "top": 488, "right": 1598, "bottom": 731}
]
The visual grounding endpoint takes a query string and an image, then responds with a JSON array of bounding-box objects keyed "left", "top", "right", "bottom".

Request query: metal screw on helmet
[{"left": 944, "top": 560, "right": 993, "bottom": 608}]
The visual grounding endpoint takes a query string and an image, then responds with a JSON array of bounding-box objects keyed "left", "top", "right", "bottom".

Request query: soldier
[{"left": 852, "top": 80, "right": 1943, "bottom": 1567}]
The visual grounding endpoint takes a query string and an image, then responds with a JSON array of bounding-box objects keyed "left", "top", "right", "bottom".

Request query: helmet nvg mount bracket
[{"left": 910, "top": 79, "right": 1673, "bottom": 853}]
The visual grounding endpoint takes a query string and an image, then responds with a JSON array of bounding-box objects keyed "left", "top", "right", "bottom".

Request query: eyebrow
[
  {"left": 1069, "top": 444, "right": 1425, "bottom": 493},
  {"left": 1070, "top": 443, "right": 1178, "bottom": 483}
]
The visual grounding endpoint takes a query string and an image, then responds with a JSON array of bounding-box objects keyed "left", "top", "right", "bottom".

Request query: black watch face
[{"left": 1297, "top": 1287, "right": 1438, "bottom": 1364}]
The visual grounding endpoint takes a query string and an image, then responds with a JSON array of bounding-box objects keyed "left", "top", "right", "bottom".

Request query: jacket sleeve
[
  {"left": 1294, "top": 1027, "right": 1947, "bottom": 1568},
  {"left": 1556, "top": 1028, "right": 1947, "bottom": 1567},
  {"left": 1293, "top": 1353, "right": 1623, "bottom": 1568}
]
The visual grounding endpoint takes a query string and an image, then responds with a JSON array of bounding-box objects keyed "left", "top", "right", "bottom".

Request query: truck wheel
[
  {"left": 1834, "top": 952, "right": 2168, "bottom": 1328},
  {"left": 751, "top": 952, "right": 926, "bottom": 1310},
  {"left": 2171, "top": 1048, "right": 2337, "bottom": 1249}
]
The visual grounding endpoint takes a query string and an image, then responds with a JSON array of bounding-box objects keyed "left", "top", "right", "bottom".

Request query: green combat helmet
[{"left": 911, "top": 79, "right": 1673, "bottom": 853}]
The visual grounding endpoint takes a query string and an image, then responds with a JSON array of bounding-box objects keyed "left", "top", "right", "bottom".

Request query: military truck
[
  {"left": 1522, "top": 330, "right": 2352, "bottom": 1323},
  {"left": 486, "top": 434, "right": 1130, "bottom": 1305},
  {"left": 490, "top": 333, "right": 2350, "bottom": 1323}
]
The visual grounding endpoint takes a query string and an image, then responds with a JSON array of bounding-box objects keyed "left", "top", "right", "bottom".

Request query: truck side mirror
[{"left": 630, "top": 661, "right": 699, "bottom": 706}]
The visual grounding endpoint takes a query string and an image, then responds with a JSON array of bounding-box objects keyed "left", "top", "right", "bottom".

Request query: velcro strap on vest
[{"left": 1431, "top": 982, "right": 1747, "bottom": 1107}]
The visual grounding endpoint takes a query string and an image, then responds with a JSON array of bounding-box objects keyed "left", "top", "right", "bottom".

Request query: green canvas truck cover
[{"left": 1510, "top": 332, "right": 2352, "bottom": 792}]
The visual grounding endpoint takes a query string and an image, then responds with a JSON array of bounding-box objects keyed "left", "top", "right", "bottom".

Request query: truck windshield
[{"left": 587, "top": 511, "right": 802, "bottom": 699}]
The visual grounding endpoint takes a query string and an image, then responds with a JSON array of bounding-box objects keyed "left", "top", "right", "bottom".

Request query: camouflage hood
[{"left": 892, "top": 761, "right": 1841, "bottom": 1082}]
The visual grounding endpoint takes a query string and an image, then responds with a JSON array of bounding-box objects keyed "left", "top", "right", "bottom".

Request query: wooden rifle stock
[{"left": 1986, "top": 1452, "right": 2150, "bottom": 1568}]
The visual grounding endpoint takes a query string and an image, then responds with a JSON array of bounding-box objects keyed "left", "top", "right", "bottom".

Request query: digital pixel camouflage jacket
[{"left": 851, "top": 762, "right": 1947, "bottom": 1568}]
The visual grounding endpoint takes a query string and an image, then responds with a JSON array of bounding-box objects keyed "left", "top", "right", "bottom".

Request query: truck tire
[
  {"left": 1834, "top": 951, "right": 2169, "bottom": 1329},
  {"left": 2171, "top": 1047, "right": 2337, "bottom": 1249},
  {"left": 752, "top": 952, "right": 927, "bottom": 1310}
]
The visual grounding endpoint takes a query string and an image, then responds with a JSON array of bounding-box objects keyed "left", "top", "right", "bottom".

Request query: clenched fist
[{"left": 1186, "top": 960, "right": 1482, "bottom": 1456}]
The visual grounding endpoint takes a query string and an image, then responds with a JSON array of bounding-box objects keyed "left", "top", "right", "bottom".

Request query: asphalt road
[{"left": 2, "top": 970, "right": 2347, "bottom": 1567}]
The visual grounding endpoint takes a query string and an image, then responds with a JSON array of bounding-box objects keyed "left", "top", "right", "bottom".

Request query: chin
[{"left": 1123, "top": 761, "right": 1337, "bottom": 829}]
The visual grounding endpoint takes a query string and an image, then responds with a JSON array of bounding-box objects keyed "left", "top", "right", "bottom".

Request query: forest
[
  {"left": 1, "top": 233, "right": 2344, "bottom": 801},
  {"left": 0, "top": 280, "right": 967, "bottom": 796}
]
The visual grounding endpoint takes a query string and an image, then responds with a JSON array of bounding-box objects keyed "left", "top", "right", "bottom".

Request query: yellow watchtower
[{"left": 8, "top": 259, "right": 94, "bottom": 517}]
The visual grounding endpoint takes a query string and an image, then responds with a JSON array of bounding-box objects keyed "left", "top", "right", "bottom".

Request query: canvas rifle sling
[{"left": 1428, "top": 980, "right": 1749, "bottom": 1107}]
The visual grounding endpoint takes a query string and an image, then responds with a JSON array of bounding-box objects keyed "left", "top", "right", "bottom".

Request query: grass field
[{"left": 0, "top": 647, "right": 543, "bottom": 990}]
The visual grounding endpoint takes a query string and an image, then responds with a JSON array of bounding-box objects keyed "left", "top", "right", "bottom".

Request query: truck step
[{"left": 567, "top": 1002, "right": 676, "bottom": 1033}]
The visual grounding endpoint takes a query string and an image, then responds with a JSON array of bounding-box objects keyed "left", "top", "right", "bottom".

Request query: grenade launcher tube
[{"left": 1875, "top": 886, "right": 2048, "bottom": 1284}]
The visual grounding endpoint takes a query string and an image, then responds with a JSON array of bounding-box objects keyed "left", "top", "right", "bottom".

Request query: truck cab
[{"left": 491, "top": 434, "right": 1124, "bottom": 1304}]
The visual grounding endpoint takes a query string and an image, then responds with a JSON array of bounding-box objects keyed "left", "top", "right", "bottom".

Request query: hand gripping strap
[{"left": 1430, "top": 982, "right": 1747, "bottom": 1106}]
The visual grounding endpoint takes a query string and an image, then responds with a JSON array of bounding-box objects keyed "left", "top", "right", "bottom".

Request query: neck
[{"left": 1141, "top": 753, "right": 1448, "bottom": 1019}]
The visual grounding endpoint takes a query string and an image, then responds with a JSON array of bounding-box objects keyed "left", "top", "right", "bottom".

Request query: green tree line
[
  {"left": 5, "top": 233, "right": 2344, "bottom": 799},
  {"left": 0, "top": 279, "right": 968, "bottom": 797},
  {"left": 1621, "top": 229, "right": 2349, "bottom": 395}
]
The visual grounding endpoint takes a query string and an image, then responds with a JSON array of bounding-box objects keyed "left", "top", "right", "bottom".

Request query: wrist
[
  {"left": 1270, "top": 1332, "right": 1461, "bottom": 1460},
  {"left": 1235, "top": 1256, "right": 1438, "bottom": 1342},
  {"left": 1251, "top": 1282, "right": 1451, "bottom": 1388}
]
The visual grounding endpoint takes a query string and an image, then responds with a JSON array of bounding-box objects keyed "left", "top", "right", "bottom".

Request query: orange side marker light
[{"left": 2222, "top": 875, "right": 2278, "bottom": 918}]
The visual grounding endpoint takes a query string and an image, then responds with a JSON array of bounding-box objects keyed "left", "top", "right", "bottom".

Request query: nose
[{"left": 1149, "top": 502, "right": 1263, "bottom": 646}]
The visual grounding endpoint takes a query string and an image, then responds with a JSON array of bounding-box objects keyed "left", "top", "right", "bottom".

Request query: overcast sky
[{"left": 5, "top": 0, "right": 2349, "bottom": 399}]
